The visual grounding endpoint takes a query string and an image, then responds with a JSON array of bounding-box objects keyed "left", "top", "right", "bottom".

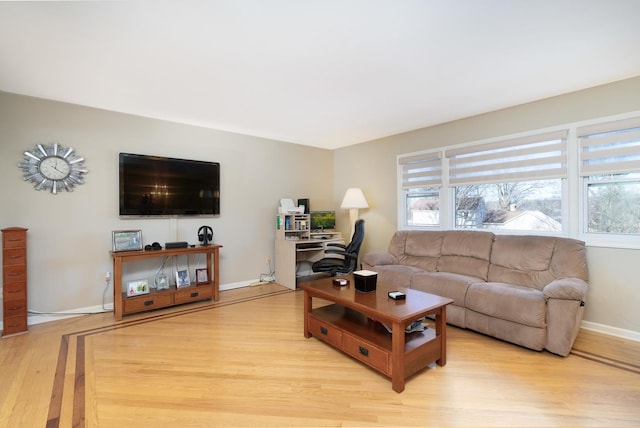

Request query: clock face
[
  {"left": 19, "top": 142, "right": 88, "bottom": 194},
  {"left": 39, "top": 156, "right": 71, "bottom": 180}
]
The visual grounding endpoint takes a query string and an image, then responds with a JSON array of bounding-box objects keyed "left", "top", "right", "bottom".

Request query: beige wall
[
  {"left": 0, "top": 91, "right": 334, "bottom": 314},
  {"left": 334, "top": 76, "right": 640, "bottom": 338}
]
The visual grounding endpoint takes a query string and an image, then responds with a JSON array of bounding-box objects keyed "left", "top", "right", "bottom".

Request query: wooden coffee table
[{"left": 299, "top": 275, "right": 453, "bottom": 392}]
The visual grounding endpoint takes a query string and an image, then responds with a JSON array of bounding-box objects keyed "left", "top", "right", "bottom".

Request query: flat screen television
[
  {"left": 119, "top": 153, "right": 220, "bottom": 217},
  {"left": 310, "top": 211, "right": 336, "bottom": 231}
]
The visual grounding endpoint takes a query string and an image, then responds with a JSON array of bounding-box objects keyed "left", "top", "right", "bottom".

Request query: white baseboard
[
  {"left": 25, "top": 303, "right": 114, "bottom": 327},
  {"left": 581, "top": 320, "right": 640, "bottom": 342},
  {"left": 0, "top": 280, "right": 264, "bottom": 329},
  {"left": 220, "top": 280, "right": 257, "bottom": 291},
  {"left": 23, "top": 282, "right": 639, "bottom": 343}
]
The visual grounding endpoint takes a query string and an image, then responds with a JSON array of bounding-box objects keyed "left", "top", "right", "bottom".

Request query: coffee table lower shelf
[{"left": 307, "top": 304, "right": 442, "bottom": 391}]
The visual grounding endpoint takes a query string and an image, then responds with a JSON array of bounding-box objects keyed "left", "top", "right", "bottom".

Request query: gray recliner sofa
[{"left": 361, "top": 230, "right": 589, "bottom": 356}]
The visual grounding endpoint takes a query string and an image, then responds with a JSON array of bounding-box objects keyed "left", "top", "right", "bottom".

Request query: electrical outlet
[
  {"left": 104, "top": 271, "right": 112, "bottom": 285},
  {"left": 266, "top": 257, "right": 271, "bottom": 266}
]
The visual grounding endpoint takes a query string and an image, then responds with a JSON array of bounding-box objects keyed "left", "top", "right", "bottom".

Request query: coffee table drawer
[
  {"left": 343, "top": 332, "right": 390, "bottom": 375},
  {"left": 308, "top": 315, "right": 343, "bottom": 348}
]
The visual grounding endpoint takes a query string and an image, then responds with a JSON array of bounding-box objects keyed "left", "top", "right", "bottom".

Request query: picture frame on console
[
  {"left": 155, "top": 273, "right": 170, "bottom": 290},
  {"left": 176, "top": 270, "right": 190, "bottom": 288},
  {"left": 196, "top": 268, "right": 208, "bottom": 284},
  {"left": 127, "top": 279, "right": 150, "bottom": 297},
  {"left": 112, "top": 230, "right": 143, "bottom": 252}
]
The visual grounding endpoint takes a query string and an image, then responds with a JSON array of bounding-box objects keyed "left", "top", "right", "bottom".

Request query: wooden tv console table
[{"left": 111, "top": 245, "right": 222, "bottom": 321}]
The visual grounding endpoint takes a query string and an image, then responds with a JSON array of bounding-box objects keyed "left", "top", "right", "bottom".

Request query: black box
[
  {"left": 165, "top": 241, "right": 188, "bottom": 249},
  {"left": 353, "top": 270, "right": 377, "bottom": 293}
]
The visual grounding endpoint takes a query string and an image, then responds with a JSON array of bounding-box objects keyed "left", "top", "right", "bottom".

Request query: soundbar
[{"left": 165, "top": 241, "right": 189, "bottom": 249}]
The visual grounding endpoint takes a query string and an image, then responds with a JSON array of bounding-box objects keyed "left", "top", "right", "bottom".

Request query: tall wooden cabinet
[{"left": 2, "top": 227, "right": 28, "bottom": 338}]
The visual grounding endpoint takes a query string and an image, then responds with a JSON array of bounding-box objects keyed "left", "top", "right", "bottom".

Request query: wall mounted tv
[{"left": 119, "top": 153, "right": 220, "bottom": 217}]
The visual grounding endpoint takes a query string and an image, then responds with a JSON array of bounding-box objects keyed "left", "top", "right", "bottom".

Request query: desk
[
  {"left": 111, "top": 245, "right": 222, "bottom": 320},
  {"left": 275, "top": 235, "right": 343, "bottom": 290}
]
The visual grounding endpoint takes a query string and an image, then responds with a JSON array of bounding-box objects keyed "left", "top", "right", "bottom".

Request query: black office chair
[{"left": 311, "top": 219, "right": 365, "bottom": 276}]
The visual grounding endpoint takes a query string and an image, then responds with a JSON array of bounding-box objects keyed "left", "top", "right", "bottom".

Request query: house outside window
[{"left": 454, "top": 180, "right": 562, "bottom": 232}]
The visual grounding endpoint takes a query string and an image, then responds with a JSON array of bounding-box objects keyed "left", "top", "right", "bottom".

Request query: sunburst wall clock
[{"left": 18, "top": 142, "right": 88, "bottom": 194}]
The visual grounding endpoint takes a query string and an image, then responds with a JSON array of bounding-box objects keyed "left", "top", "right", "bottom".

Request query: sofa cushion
[
  {"left": 437, "top": 230, "right": 494, "bottom": 280},
  {"left": 487, "top": 235, "right": 557, "bottom": 290},
  {"left": 374, "top": 265, "right": 425, "bottom": 288},
  {"left": 466, "top": 282, "right": 546, "bottom": 328},
  {"left": 549, "top": 237, "right": 589, "bottom": 282},
  {"left": 394, "top": 231, "right": 445, "bottom": 272},
  {"left": 411, "top": 271, "right": 479, "bottom": 307}
]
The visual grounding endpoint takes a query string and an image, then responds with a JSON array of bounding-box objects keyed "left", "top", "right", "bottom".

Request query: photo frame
[
  {"left": 127, "top": 279, "right": 150, "bottom": 297},
  {"left": 196, "top": 268, "right": 209, "bottom": 284},
  {"left": 176, "top": 270, "right": 190, "bottom": 288},
  {"left": 155, "top": 273, "right": 170, "bottom": 290},
  {"left": 112, "top": 230, "right": 143, "bottom": 252}
]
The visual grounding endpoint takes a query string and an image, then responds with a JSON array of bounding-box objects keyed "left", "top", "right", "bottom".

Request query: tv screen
[
  {"left": 310, "top": 211, "right": 336, "bottom": 231},
  {"left": 119, "top": 153, "right": 220, "bottom": 217}
]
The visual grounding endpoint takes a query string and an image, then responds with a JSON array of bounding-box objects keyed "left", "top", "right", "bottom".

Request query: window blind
[
  {"left": 399, "top": 150, "right": 442, "bottom": 189},
  {"left": 446, "top": 130, "right": 568, "bottom": 186},
  {"left": 577, "top": 116, "right": 640, "bottom": 176}
]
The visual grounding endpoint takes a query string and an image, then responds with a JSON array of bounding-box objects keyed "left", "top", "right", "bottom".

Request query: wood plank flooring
[{"left": 1, "top": 283, "right": 639, "bottom": 427}]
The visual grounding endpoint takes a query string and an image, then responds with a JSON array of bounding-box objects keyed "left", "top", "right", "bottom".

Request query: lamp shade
[{"left": 340, "top": 188, "right": 369, "bottom": 209}]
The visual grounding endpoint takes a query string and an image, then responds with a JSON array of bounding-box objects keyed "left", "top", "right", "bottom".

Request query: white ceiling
[{"left": 1, "top": 1, "right": 639, "bottom": 150}]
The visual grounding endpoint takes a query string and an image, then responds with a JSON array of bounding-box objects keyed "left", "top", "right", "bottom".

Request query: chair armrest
[
  {"left": 361, "top": 252, "right": 395, "bottom": 267},
  {"left": 543, "top": 278, "right": 589, "bottom": 301},
  {"left": 324, "top": 248, "right": 358, "bottom": 261},
  {"left": 326, "top": 243, "right": 346, "bottom": 250}
]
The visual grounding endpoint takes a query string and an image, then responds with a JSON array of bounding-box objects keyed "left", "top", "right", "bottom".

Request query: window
[
  {"left": 454, "top": 180, "right": 562, "bottom": 231},
  {"left": 399, "top": 150, "right": 442, "bottom": 227},
  {"left": 397, "top": 112, "right": 640, "bottom": 247},
  {"left": 578, "top": 117, "right": 640, "bottom": 237},
  {"left": 399, "top": 131, "right": 567, "bottom": 233},
  {"left": 405, "top": 187, "right": 440, "bottom": 226},
  {"left": 447, "top": 130, "right": 567, "bottom": 232}
]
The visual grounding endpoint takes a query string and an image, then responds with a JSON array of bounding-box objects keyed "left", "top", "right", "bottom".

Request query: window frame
[{"left": 397, "top": 111, "right": 640, "bottom": 249}]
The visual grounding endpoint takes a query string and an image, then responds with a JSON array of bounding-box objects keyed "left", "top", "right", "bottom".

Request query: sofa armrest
[
  {"left": 543, "top": 278, "right": 589, "bottom": 301},
  {"left": 543, "top": 277, "right": 589, "bottom": 356},
  {"left": 361, "top": 252, "right": 396, "bottom": 267}
]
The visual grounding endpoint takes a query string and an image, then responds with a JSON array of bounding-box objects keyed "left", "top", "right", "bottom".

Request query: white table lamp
[{"left": 341, "top": 188, "right": 369, "bottom": 237}]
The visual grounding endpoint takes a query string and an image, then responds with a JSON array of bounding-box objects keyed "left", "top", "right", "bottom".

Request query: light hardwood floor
[{"left": 1, "top": 283, "right": 639, "bottom": 427}]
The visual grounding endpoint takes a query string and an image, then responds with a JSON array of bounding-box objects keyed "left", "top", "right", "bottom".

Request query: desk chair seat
[{"left": 312, "top": 219, "right": 364, "bottom": 276}]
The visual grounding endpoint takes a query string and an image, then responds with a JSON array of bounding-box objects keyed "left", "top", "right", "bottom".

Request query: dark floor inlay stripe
[{"left": 48, "top": 288, "right": 294, "bottom": 426}]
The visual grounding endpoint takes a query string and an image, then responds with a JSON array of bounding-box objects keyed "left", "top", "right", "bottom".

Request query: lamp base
[{"left": 348, "top": 208, "right": 359, "bottom": 238}]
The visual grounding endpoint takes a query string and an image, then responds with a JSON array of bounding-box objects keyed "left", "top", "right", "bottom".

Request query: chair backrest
[{"left": 344, "top": 219, "right": 365, "bottom": 270}]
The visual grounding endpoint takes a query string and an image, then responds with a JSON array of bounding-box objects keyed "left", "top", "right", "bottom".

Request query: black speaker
[
  {"left": 144, "top": 242, "right": 162, "bottom": 251},
  {"left": 298, "top": 198, "right": 309, "bottom": 214},
  {"left": 198, "top": 225, "right": 213, "bottom": 246}
]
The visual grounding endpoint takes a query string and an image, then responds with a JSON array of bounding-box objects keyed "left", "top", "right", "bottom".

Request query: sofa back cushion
[
  {"left": 488, "top": 235, "right": 588, "bottom": 290},
  {"left": 389, "top": 231, "right": 444, "bottom": 272},
  {"left": 549, "top": 236, "right": 589, "bottom": 282},
  {"left": 437, "top": 230, "right": 494, "bottom": 281}
]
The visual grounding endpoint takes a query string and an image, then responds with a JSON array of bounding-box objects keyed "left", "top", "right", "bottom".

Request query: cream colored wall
[
  {"left": 0, "top": 91, "right": 334, "bottom": 314},
  {"left": 334, "top": 76, "right": 640, "bottom": 338}
]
